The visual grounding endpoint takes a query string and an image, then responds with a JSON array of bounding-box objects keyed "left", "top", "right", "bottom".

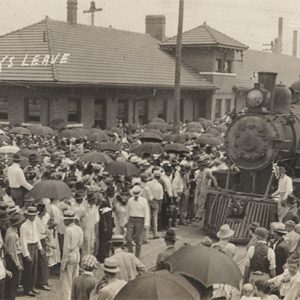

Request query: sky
[{"left": 1, "top": 0, "right": 300, "bottom": 55}]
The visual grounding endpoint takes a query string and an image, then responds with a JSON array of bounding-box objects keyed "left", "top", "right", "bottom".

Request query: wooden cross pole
[{"left": 83, "top": 1, "right": 102, "bottom": 26}]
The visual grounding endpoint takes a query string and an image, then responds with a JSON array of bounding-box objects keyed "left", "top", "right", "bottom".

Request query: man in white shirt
[
  {"left": 268, "top": 257, "right": 300, "bottom": 299},
  {"left": 60, "top": 209, "right": 83, "bottom": 300},
  {"left": 81, "top": 192, "right": 99, "bottom": 256},
  {"left": 244, "top": 227, "right": 276, "bottom": 283},
  {"left": 272, "top": 166, "right": 293, "bottom": 222},
  {"left": 7, "top": 154, "right": 33, "bottom": 207},
  {"left": 125, "top": 185, "right": 149, "bottom": 258},
  {"left": 145, "top": 170, "right": 163, "bottom": 239},
  {"left": 20, "top": 206, "right": 43, "bottom": 297}
]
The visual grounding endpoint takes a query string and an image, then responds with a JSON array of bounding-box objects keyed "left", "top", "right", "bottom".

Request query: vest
[{"left": 249, "top": 242, "right": 270, "bottom": 273}]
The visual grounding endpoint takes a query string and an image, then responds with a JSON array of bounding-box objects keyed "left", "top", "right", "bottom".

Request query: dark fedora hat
[
  {"left": 12, "top": 154, "right": 21, "bottom": 163},
  {"left": 86, "top": 191, "right": 96, "bottom": 202}
]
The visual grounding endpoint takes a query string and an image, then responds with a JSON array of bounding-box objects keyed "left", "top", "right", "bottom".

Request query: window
[
  {"left": 225, "top": 98, "right": 232, "bottom": 113},
  {"left": 215, "top": 59, "right": 223, "bottom": 72},
  {"left": 215, "top": 99, "right": 222, "bottom": 119},
  {"left": 68, "top": 98, "right": 81, "bottom": 123},
  {"left": 24, "top": 97, "right": 40, "bottom": 122},
  {"left": 95, "top": 99, "right": 106, "bottom": 129},
  {"left": 157, "top": 98, "right": 168, "bottom": 121},
  {"left": 133, "top": 98, "right": 148, "bottom": 124},
  {"left": 224, "top": 60, "right": 232, "bottom": 73},
  {"left": 117, "top": 99, "right": 128, "bottom": 123},
  {"left": 0, "top": 97, "right": 8, "bottom": 120}
]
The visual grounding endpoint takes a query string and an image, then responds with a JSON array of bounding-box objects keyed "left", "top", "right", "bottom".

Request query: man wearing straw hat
[
  {"left": 60, "top": 209, "right": 83, "bottom": 300},
  {"left": 90, "top": 257, "right": 126, "bottom": 300},
  {"left": 110, "top": 234, "right": 146, "bottom": 282},
  {"left": 19, "top": 206, "right": 43, "bottom": 297},
  {"left": 125, "top": 185, "right": 149, "bottom": 258},
  {"left": 4, "top": 213, "right": 24, "bottom": 300}
]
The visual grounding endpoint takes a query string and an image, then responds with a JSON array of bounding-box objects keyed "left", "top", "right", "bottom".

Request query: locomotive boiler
[{"left": 204, "top": 72, "right": 300, "bottom": 243}]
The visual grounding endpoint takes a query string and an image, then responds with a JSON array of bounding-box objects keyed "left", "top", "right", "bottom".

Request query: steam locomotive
[{"left": 204, "top": 72, "right": 300, "bottom": 243}]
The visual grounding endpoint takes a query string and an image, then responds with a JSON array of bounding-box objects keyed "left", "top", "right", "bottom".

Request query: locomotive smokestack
[
  {"left": 67, "top": 0, "right": 78, "bottom": 25},
  {"left": 293, "top": 30, "right": 298, "bottom": 57},
  {"left": 278, "top": 17, "right": 283, "bottom": 54},
  {"left": 258, "top": 72, "right": 277, "bottom": 92}
]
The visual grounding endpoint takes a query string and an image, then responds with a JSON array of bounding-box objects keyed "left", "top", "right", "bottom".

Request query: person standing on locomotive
[{"left": 271, "top": 166, "right": 293, "bottom": 222}]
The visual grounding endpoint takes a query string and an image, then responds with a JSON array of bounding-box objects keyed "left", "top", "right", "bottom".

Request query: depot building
[{"left": 0, "top": 0, "right": 299, "bottom": 128}]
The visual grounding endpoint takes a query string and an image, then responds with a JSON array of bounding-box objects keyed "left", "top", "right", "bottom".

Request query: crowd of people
[
  {"left": 0, "top": 120, "right": 297, "bottom": 300},
  {"left": 0, "top": 122, "right": 228, "bottom": 299}
]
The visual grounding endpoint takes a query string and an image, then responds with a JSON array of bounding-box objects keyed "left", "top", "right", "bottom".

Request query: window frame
[
  {"left": 24, "top": 97, "right": 41, "bottom": 123},
  {"left": 0, "top": 96, "right": 8, "bottom": 120},
  {"left": 67, "top": 98, "right": 81, "bottom": 123}
]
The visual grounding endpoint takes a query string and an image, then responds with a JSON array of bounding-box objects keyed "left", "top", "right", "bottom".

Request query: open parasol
[
  {"left": 139, "top": 131, "right": 163, "bottom": 143},
  {"left": 115, "top": 270, "right": 200, "bottom": 300},
  {"left": 166, "top": 244, "right": 242, "bottom": 290},
  {"left": 131, "top": 143, "right": 164, "bottom": 157},
  {"left": 79, "top": 151, "right": 112, "bottom": 164},
  {"left": 10, "top": 127, "right": 31, "bottom": 135},
  {"left": 164, "top": 143, "right": 190, "bottom": 153},
  {"left": 105, "top": 161, "right": 140, "bottom": 177},
  {"left": 0, "top": 145, "right": 20, "bottom": 154},
  {"left": 96, "top": 142, "right": 121, "bottom": 152},
  {"left": 28, "top": 125, "right": 54, "bottom": 136},
  {"left": 30, "top": 180, "right": 73, "bottom": 200}
]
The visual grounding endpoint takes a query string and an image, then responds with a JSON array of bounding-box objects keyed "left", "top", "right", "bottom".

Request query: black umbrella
[
  {"left": 115, "top": 270, "right": 200, "bottom": 300},
  {"left": 166, "top": 244, "right": 242, "bottom": 289},
  {"left": 131, "top": 143, "right": 164, "bottom": 157}
]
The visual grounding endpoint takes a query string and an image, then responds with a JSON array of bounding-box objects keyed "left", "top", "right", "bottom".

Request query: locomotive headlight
[{"left": 246, "top": 89, "right": 264, "bottom": 108}]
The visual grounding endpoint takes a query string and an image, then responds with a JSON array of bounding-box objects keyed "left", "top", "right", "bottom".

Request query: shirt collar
[
  {"left": 83, "top": 271, "right": 94, "bottom": 276},
  {"left": 114, "top": 248, "right": 123, "bottom": 253}
]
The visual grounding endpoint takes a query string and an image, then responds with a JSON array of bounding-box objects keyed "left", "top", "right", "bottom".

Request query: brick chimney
[
  {"left": 293, "top": 30, "right": 298, "bottom": 57},
  {"left": 145, "top": 15, "right": 166, "bottom": 41},
  {"left": 67, "top": 0, "right": 78, "bottom": 25}
]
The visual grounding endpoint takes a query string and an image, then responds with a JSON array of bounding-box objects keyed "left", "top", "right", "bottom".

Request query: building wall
[{"left": 0, "top": 85, "right": 209, "bottom": 127}]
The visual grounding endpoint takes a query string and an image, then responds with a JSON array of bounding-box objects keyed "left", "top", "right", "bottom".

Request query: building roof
[
  {"left": 160, "top": 22, "right": 248, "bottom": 51},
  {"left": 235, "top": 49, "right": 300, "bottom": 89},
  {"left": 0, "top": 18, "right": 215, "bottom": 90}
]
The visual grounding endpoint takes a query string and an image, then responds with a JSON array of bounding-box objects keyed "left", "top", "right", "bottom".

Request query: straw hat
[
  {"left": 103, "top": 257, "right": 120, "bottom": 273},
  {"left": 130, "top": 185, "right": 142, "bottom": 197},
  {"left": 25, "top": 206, "right": 37, "bottom": 216},
  {"left": 217, "top": 224, "right": 234, "bottom": 239}
]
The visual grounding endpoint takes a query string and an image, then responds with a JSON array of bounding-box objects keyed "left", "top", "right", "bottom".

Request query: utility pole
[
  {"left": 173, "top": 0, "right": 184, "bottom": 134},
  {"left": 83, "top": 1, "right": 102, "bottom": 26}
]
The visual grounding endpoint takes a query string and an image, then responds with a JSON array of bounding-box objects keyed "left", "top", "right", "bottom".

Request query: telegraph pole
[
  {"left": 83, "top": 1, "right": 102, "bottom": 26},
  {"left": 173, "top": 0, "right": 184, "bottom": 134}
]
